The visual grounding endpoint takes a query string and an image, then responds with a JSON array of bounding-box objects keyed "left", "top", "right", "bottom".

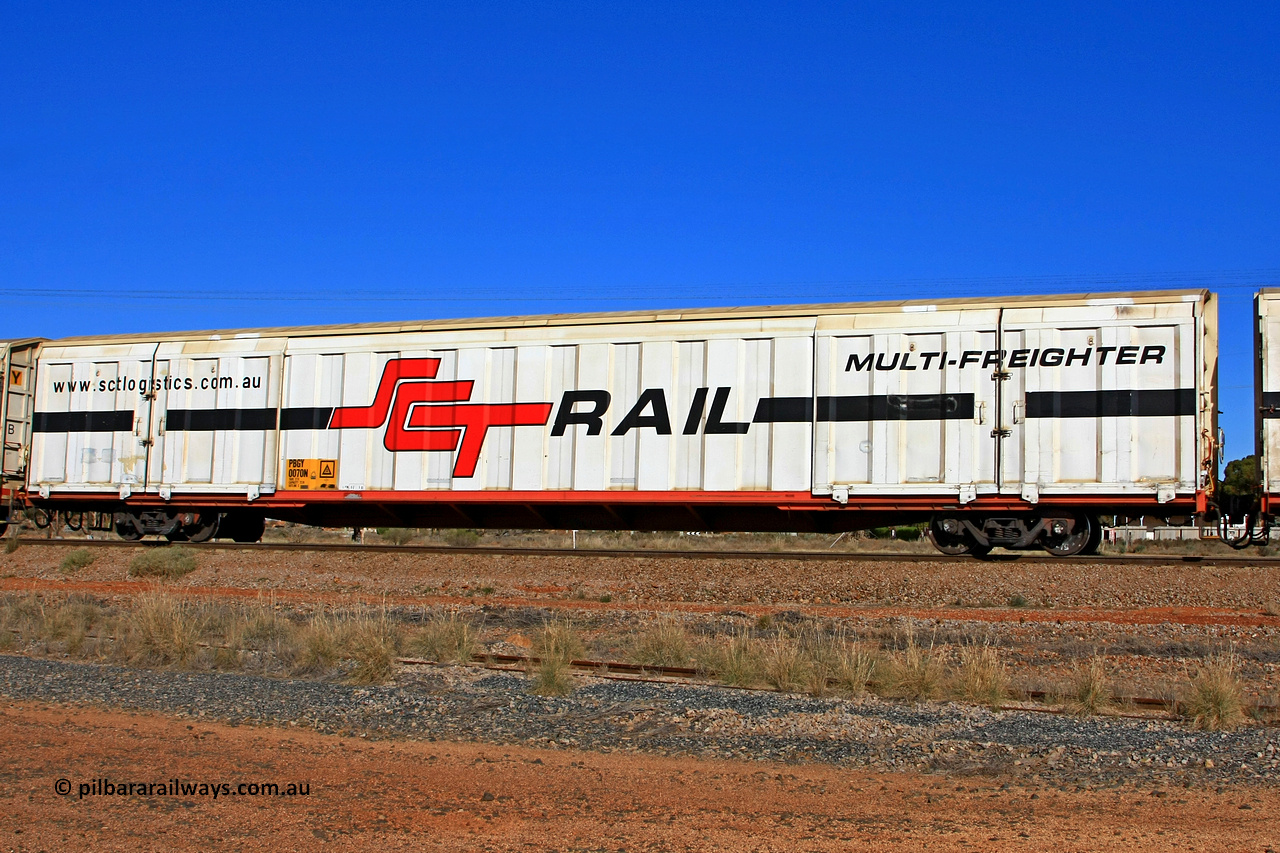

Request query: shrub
[
  {"left": 4, "top": 536, "right": 18, "bottom": 554},
  {"left": 1007, "top": 594, "right": 1027, "bottom": 608},
  {"left": 633, "top": 617, "right": 692, "bottom": 667},
  {"left": 378, "top": 528, "right": 417, "bottom": 546},
  {"left": 60, "top": 549, "right": 96, "bottom": 574},
  {"left": 444, "top": 528, "right": 481, "bottom": 547},
  {"left": 405, "top": 612, "right": 478, "bottom": 663},
  {"left": 1185, "top": 653, "right": 1245, "bottom": 731},
  {"left": 128, "top": 547, "right": 197, "bottom": 580}
]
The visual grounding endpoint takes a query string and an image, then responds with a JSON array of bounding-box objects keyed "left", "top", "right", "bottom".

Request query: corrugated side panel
[
  {"left": 1259, "top": 293, "right": 1280, "bottom": 496},
  {"left": 279, "top": 317, "right": 816, "bottom": 493}
]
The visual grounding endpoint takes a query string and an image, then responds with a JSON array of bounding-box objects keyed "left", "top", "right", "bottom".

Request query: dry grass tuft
[
  {"left": 128, "top": 547, "right": 197, "bottom": 580},
  {"left": 713, "top": 631, "right": 764, "bottom": 688},
  {"left": 534, "top": 620, "right": 585, "bottom": 663},
  {"left": 528, "top": 619, "right": 583, "bottom": 696},
  {"left": 633, "top": 616, "right": 693, "bottom": 667},
  {"left": 123, "top": 592, "right": 205, "bottom": 666},
  {"left": 406, "top": 612, "right": 479, "bottom": 663},
  {"left": 1185, "top": 653, "right": 1245, "bottom": 731},
  {"left": 59, "top": 548, "right": 96, "bottom": 574},
  {"left": 288, "top": 611, "right": 342, "bottom": 675},
  {"left": 1066, "top": 655, "right": 1113, "bottom": 716},
  {"left": 883, "top": 628, "right": 945, "bottom": 701},
  {"left": 343, "top": 613, "right": 399, "bottom": 684},
  {"left": 529, "top": 655, "right": 575, "bottom": 696},
  {"left": 762, "top": 632, "right": 812, "bottom": 693},
  {"left": 953, "top": 643, "right": 1009, "bottom": 708}
]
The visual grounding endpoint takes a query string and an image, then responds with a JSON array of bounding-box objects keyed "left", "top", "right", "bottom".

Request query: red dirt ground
[{"left": 2, "top": 701, "right": 1277, "bottom": 853}]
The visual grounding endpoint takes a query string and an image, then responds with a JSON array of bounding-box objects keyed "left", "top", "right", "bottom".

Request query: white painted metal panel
[
  {"left": 1258, "top": 292, "right": 1280, "bottom": 495},
  {"left": 1004, "top": 302, "right": 1199, "bottom": 497},
  {"left": 813, "top": 309, "right": 1001, "bottom": 497},
  {"left": 29, "top": 343, "right": 158, "bottom": 494}
]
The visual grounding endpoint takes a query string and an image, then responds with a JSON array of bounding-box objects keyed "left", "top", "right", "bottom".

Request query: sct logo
[{"left": 328, "top": 358, "right": 552, "bottom": 478}]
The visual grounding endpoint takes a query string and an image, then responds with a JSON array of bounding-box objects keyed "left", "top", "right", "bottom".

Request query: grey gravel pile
[{"left": 1, "top": 654, "right": 1276, "bottom": 789}]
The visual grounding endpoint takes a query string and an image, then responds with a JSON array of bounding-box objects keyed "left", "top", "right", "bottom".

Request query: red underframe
[{"left": 23, "top": 488, "right": 1199, "bottom": 513}]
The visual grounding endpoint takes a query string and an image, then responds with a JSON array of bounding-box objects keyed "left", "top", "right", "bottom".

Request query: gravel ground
[{"left": 3, "top": 654, "right": 1277, "bottom": 791}]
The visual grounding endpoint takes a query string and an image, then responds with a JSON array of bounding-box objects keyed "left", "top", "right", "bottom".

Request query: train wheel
[
  {"left": 113, "top": 513, "right": 143, "bottom": 541},
  {"left": 183, "top": 513, "right": 220, "bottom": 543},
  {"left": 927, "top": 516, "right": 981, "bottom": 556},
  {"left": 1041, "top": 514, "right": 1094, "bottom": 557},
  {"left": 1082, "top": 515, "right": 1103, "bottom": 555}
]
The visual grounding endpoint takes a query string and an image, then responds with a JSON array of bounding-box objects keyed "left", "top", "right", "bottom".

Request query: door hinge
[{"left": 991, "top": 428, "right": 1011, "bottom": 438}]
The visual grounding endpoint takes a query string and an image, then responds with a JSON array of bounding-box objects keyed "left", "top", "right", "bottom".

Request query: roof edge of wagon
[{"left": 41, "top": 289, "right": 1213, "bottom": 345}]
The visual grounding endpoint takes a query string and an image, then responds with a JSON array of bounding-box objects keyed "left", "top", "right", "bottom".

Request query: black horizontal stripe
[
  {"left": 1024, "top": 389, "right": 1195, "bottom": 419},
  {"left": 1262, "top": 392, "right": 1280, "bottom": 418},
  {"left": 166, "top": 408, "right": 277, "bottom": 431},
  {"left": 753, "top": 394, "right": 975, "bottom": 423},
  {"left": 280, "top": 407, "right": 334, "bottom": 430},
  {"left": 33, "top": 410, "right": 134, "bottom": 433}
]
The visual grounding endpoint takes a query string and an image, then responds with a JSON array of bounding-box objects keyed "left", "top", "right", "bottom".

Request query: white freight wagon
[
  {"left": 1255, "top": 290, "right": 1280, "bottom": 523},
  {"left": 18, "top": 290, "right": 1218, "bottom": 554}
]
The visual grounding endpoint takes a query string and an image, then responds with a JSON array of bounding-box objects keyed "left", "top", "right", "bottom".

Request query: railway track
[{"left": 9, "top": 535, "right": 1280, "bottom": 566}]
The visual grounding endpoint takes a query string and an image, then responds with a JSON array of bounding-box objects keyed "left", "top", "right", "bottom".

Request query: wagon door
[
  {"left": 154, "top": 340, "right": 284, "bottom": 497},
  {"left": 29, "top": 343, "right": 160, "bottom": 495},
  {"left": 1001, "top": 300, "right": 1200, "bottom": 502},
  {"left": 812, "top": 308, "right": 1003, "bottom": 501}
]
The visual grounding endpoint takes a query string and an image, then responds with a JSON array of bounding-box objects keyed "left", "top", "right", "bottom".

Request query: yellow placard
[
  {"left": 8, "top": 369, "right": 21, "bottom": 387},
  {"left": 286, "top": 458, "right": 338, "bottom": 490}
]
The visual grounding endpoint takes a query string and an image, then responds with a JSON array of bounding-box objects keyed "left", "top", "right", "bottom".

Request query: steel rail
[{"left": 9, "top": 536, "right": 1280, "bottom": 565}]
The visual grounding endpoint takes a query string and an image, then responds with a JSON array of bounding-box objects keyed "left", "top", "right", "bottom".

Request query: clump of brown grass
[
  {"left": 708, "top": 631, "right": 764, "bottom": 688},
  {"left": 405, "top": 611, "right": 478, "bottom": 663},
  {"left": 122, "top": 592, "right": 205, "bottom": 666},
  {"left": 1185, "top": 653, "right": 1245, "bottom": 731},
  {"left": 952, "top": 643, "right": 1009, "bottom": 709},
  {"left": 128, "top": 546, "right": 197, "bottom": 580},
  {"left": 288, "top": 611, "right": 342, "bottom": 675},
  {"left": 528, "top": 619, "right": 583, "bottom": 696},
  {"left": 882, "top": 627, "right": 946, "bottom": 701},
  {"left": 1065, "top": 655, "right": 1113, "bottom": 716},
  {"left": 342, "top": 613, "right": 399, "bottom": 684},
  {"left": 761, "top": 631, "right": 812, "bottom": 693},
  {"left": 633, "top": 616, "right": 693, "bottom": 667},
  {"left": 534, "top": 619, "right": 585, "bottom": 663},
  {"left": 4, "top": 535, "right": 19, "bottom": 554}
]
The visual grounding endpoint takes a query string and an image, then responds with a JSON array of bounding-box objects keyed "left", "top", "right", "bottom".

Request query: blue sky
[{"left": 2, "top": 2, "right": 1277, "bottom": 459}]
